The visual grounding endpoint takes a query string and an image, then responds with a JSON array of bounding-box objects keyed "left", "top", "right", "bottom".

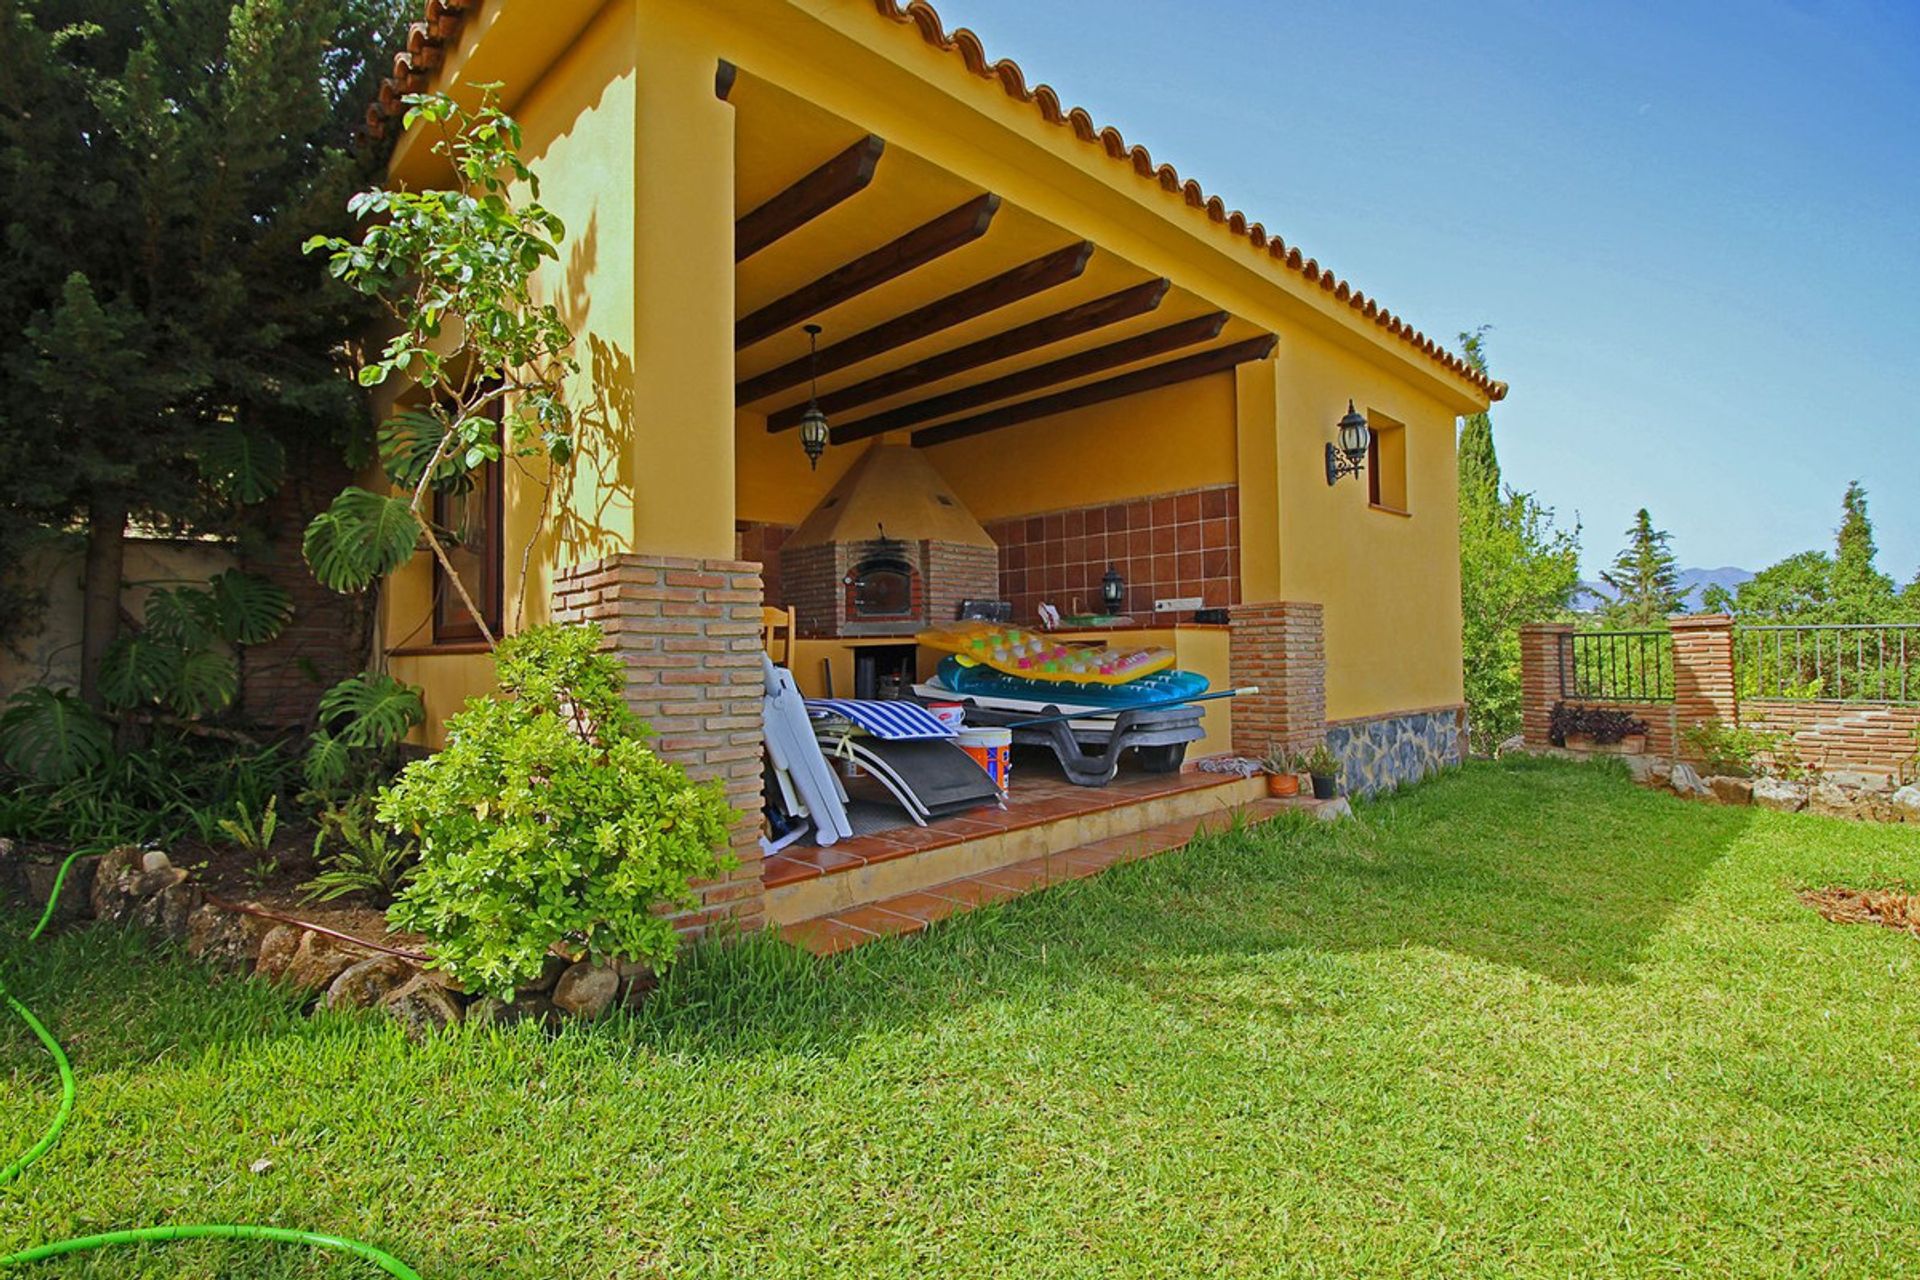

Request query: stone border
[
  {"left": 2, "top": 844, "right": 638, "bottom": 1032},
  {"left": 1525, "top": 748, "right": 1920, "bottom": 823}
]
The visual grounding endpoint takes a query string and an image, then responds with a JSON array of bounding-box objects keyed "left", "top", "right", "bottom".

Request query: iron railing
[
  {"left": 1737, "top": 623, "right": 1920, "bottom": 703},
  {"left": 1558, "top": 629, "right": 1674, "bottom": 703}
]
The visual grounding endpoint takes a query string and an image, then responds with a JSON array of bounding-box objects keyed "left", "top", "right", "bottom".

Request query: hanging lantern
[
  {"left": 1101, "top": 564, "right": 1126, "bottom": 612},
  {"left": 800, "top": 324, "right": 829, "bottom": 471}
]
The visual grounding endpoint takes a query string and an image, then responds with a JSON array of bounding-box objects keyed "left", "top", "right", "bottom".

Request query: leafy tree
[
  {"left": 1599, "top": 508, "right": 1687, "bottom": 626},
  {"left": 0, "top": 0, "right": 408, "bottom": 697},
  {"left": 1706, "top": 483, "right": 1913, "bottom": 623},
  {"left": 1456, "top": 331, "right": 1582, "bottom": 754},
  {"left": 301, "top": 90, "right": 577, "bottom": 643}
]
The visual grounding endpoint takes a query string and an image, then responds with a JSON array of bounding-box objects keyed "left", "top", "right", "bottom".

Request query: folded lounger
[
  {"left": 762, "top": 656, "right": 853, "bottom": 847},
  {"left": 805, "top": 698, "right": 1003, "bottom": 826}
]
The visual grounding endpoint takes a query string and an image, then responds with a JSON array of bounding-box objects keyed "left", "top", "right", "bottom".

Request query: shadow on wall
[{"left": 545, "top": 212, "right": 634, "bottom": 577}]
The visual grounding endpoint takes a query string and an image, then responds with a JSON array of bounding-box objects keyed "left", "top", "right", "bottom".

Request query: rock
[
  {"left": 1892, "top": 785, "right": 1920, "bottom": 823},
  {"left": 283, "top": 932, "right": 363, "bottom": 993},
  {"left": 551, "top": 961, "right": 620, "bottom": 1019},
  {"left": 1626, "top": 755, "right": 1672, "bottom": 786},
  {"left": 185, "top": 905, "right": 274, "bottom": 973},
  {"left": 1707, "top": 776, "right": 1754, "bottom": 806},
  {"left": 1668, "top": 762, "right": 1712, "bottom": 799},
  {"left": 21, "top": 855, "right": 98, "bottom": 924},
  {"left": 522, "top": 954, "right": 569, "bottom": 994},
  {"left": 1824, "top": 769, "right": 1891, "bottom": 794},
  {"left": 322, "top": 955, "right": 416, "bottom": 1011},
  {"left": 1808, "top": 783, "right": 1869, "bottom": 820},
  {"left": 1495, "top": 734, "right": 1527, "bottom": 758},
  {"left": 140, "top": 849, "right": 173, "bottom": 873},
  {"left": 252, "top": 924, "right": 303, "bottom": 981},
  {"left": 132, "top": 880, "right": 201, "bottom": 941},
  {"left": 89, "top": 846, "right": 148, "bottom": 923},
  {"left": 1752, "top": 777, "right": 1809, "bottom": 813},
  {"left": 1310, "top": 797, "right": 1353, "bottom": 823},
  {"left": 382, "top": 975, "right": 464, "bottom": 1037},
  {"left": 467, "top": 992, "right": 555, "bottom": 1029}
]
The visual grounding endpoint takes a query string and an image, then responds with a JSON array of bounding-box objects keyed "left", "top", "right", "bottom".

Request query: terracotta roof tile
[{"left": 366, "top": 0, "right": 1505, "bottom": 402}]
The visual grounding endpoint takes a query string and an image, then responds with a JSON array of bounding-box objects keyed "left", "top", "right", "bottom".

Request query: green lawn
[{"left": 4, "top": 758, "right": 1918, "bottom": 1278}]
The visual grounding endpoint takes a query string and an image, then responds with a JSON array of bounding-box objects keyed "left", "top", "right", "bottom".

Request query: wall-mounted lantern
[
  {"left": 1324, "top": 399, "right": 1371, "bottom": 486},
  {"left": 799, "top": 323, "right": 829, "bottom": 471},
  {"left": 1101, "top": 564, "right": 1126, "bottom": 612}
]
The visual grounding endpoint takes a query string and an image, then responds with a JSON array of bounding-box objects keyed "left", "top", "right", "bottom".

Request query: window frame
[
  {"left": 1366, "top": 414, "right": 1411, "bottom": 517},
  {"left": 429, "top": 414, "right": 505, "bottom": 645}
]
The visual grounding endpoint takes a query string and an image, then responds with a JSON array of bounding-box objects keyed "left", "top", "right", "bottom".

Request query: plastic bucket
[
  {"left": 955, "top": 726, "right": 1013, "bottom": 792},
  {"left": 926, "top": 702, "right": 967, "bottom": 731}
]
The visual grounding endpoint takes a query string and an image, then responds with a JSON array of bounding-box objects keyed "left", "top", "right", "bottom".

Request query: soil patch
[{"left": 1800, "top": 886, "right": 1920, "bottom": 939}]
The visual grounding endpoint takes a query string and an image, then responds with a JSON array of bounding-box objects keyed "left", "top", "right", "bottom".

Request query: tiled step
[
  {"left": 764, "top": 773, "right": 1268, "bottom": 927},
  {"left": 779, "top": 795, "right": 1323, "bottom": 955}
]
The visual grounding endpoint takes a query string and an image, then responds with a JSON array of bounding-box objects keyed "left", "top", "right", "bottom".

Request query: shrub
[
  {"left": 382, "top": 623, "right": 737, "bottom": 1000},
  {"left": 1549, "top": 703, "right": 1650, "bottom": 747},
  {"left": 1680, "top": 721, "right": 1786, "bottom": 778},
  {"left": 1302, "top": 743, "right": 1342, "bottom": 778}
]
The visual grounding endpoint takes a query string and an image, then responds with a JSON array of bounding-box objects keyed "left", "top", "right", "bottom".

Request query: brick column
[
  {"left": 551, "top": 554, "right": 766, "bottom": 942},
  {"left": 1671, "top": 614, "right": 1738, "bottom": 732},
  {"left": 1519, "top": 622, "right": 1574, "bottom": 748},
  {"left": 1229, "top": 601, "right": 1325, "bottom": 756}
]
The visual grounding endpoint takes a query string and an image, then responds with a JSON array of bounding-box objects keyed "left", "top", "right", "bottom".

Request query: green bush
[
  {"left": 382, "top": 623, "right": 737, "bottom": 999},
  {"left": 1680, "top": 721, "right": 1789, "bottom": 779}
]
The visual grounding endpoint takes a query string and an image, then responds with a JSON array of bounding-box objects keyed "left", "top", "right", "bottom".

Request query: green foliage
[
  {"left": 1706, "top": 483, "right": 1917, "bottom": 624},
  {"left": 0, "top": 687, "right": 112, "bottom": 784},
  {"left": 302, "top": 89, "right": 578, "bottom": 638},
  {"left": 0, "top": 733, "right": 297, "bottom": 853},
  {"left": 1456, "top": 332, "right": 1582, "bottom": 755},
  {"left": 96, "top": 572, "right": 290, "bottom": 719},
  {"left": 303, "top": 795, "right": 419, "bottom": 903},
  {"left": 1598, "top": 508, "right": 1687, "bottom": 627},
  {"left": 216, "top": 796, "right": 280, "bottom": 857},
  {"left": 382, "top": 624, "right": 736, "bottom": 1000},
  {"left": 0, "top": 0, "right": 410, "bottom": 678},
  {"left": 1679, "top": 721, "right": 1789, "bottom": 779},
  {"left": 1301, "top": 743, "right": 1341, "bottom": 778},
  {"left": 1455, "top": 327, "right": 1501, "bottom": 508},
  {"left": 303, "top": 671, "right": 425, "bottom": 793},
  {"left": 302, "top": 487, "right": 423, "bottom": 593}
]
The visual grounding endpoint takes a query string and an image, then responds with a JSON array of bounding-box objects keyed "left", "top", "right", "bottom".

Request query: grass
[{"left": 3, "top": 757, "right": 1918, "bottom": 1278}]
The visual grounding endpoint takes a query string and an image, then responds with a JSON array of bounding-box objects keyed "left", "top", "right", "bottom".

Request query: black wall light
[{"left": 1324, "top": 399, "right": 1371, "bottom": 486}]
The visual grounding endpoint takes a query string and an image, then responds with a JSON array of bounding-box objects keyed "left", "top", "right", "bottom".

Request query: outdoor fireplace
[{"left": 780, "top": 446, "right": 999, "bottom": 639}]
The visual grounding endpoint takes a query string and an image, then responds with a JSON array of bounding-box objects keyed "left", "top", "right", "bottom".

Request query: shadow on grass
[{"left": 3, "top": 759, "right": 1753, "bottom": 1076}]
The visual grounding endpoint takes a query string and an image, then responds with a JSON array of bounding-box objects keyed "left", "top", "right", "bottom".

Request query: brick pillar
[
  {"left": 1519, "top": 622, "right": 1574, "bottom": 748},
  {"left": 1671, "top": 614, "right": 1738, "bottom": 732},
  {"left": 1229, "top": 601, "right": 1325, "bottom": 756},
  {"left": 551, "top": 554, "right": 766, "bottom": 942}
]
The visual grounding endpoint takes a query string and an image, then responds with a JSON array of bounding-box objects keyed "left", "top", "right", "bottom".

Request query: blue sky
[{"left": 942, "top": 0, "right": 1920, "bottom": 580}]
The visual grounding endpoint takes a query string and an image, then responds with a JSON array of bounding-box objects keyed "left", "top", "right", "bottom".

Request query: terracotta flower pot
[
  {"left": 1266, "top": 771, "right": 1301, "bottom": 798},
  {"left": 1565, "top": 731, "right": 1596, "bottom": 752},
  {"left": 1622, "top": 733, "right": 1648, "bottom": 755}
]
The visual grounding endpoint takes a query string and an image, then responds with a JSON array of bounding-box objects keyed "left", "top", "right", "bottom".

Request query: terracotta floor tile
[
  {"left": 975, "top": 861, "right": 1052, "bottom": 892},
  {"left": 1053, "top": 844, "right": 1132, "bottom": 877},
  {"left": 927, "top": 877, "right": 1023, "bottom": 907},
  {"left": 875, "top": 892, "right": 964, "bottom": 925},
  {"left": 833, "top": 904, "right": 928, "bottom": 938},
  {"left": 780, "top": 916, "right": 876, "bottom": 956}
]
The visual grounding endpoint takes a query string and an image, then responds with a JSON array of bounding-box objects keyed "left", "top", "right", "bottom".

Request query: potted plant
[
  {"left": 1302, "top": 743, "right": 1342, "bottom": 800},
  {"left": 1260, "top": 745, "right": 1301, "bottom": 798}
]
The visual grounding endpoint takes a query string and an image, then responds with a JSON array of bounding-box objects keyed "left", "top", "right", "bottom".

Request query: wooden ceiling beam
[
  {"left": 736, "top": 193, "right": 1000, "bottom": 349},
  {"left": 831, "top": 312, "right": 1229, "bottom": 445},
  {"left": 767, "top": 277, "right": 1170, "bottom": 432},
  {"left": 909, "top": 334, "right": 1278, "bottom": 448},
  {"left": 736, "top": 241, "right": 1093, "bottom": 405},
  {"left": 734, "top": 134, "right": 885, "bottom": 263}
]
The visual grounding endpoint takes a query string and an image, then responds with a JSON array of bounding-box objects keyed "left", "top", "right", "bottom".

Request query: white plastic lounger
[
  {"left": 813, "top": 727, "right": 1003, "bottom": 825},
  {"left": 762, "top": 656, "right": 852, "bottom": 845}
]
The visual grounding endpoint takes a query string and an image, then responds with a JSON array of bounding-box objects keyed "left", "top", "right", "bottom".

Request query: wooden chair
[{"left": 761, "top": 604, "right": 797, "bottom": 667}]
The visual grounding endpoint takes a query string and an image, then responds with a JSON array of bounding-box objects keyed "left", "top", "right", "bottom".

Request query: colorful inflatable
[
  {"left": 917, "top": 622, "right": 1176, "bottom": 686},
  {"left": 932, "top": 656, "right": 1209, "bottom": 709}
]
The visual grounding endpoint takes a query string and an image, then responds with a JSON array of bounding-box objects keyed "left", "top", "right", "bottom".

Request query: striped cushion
[{"left": 805, "top": 698, "right": 955, "bottom": 741}]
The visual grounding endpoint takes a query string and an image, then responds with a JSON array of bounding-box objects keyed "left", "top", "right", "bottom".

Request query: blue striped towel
[{"left": 805, "top": 698, "right": 955, "bottom": 741}]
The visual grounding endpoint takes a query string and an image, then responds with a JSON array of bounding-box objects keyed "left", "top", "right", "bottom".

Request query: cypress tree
[
  {"left": 1599, "top": 509, "right": 1686, "bottom": 627},
  {"left": 1456, "top": 328, "right": 1501, "bottom": 509}
]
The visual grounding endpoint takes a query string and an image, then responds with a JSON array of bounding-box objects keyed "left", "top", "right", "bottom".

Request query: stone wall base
[{"left": 1326, "top": 705, "right": 1466, "bottom": 797}]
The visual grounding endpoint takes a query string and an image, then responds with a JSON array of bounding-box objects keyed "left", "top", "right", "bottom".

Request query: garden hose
[{"left": 1, "top": 851, "right": 422, "bottom": 1277}]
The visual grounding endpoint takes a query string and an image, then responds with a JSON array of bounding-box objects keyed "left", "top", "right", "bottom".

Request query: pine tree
[
  {"left": 1456, "top": 328, "right": 1501, "bottom": 510},
  {"left": 0, "top": 0, "right": 408, "bottom": 695},
  {"left": 1455, "top": 331, "right": 1581, "bottom": 754},
  {"left": 1827, "top": 480, "right": 1899, "bottom": 621},
  {"left": 1599, "top": 509, "right": 1686, "bottom": 627}
]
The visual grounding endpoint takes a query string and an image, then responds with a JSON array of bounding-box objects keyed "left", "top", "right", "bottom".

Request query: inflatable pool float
[
  {"left": 917, "top": 621, "right": 1175, "bottom": 685},
  {"left": 931, "top": 655, "right": 1208, "bottom": 709}
]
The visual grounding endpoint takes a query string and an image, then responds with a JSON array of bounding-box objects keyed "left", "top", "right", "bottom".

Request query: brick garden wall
[
  {"left": 1520, "top": 615, "right": 1919, "bottom": 780},
  {"left": 1229, "top": 600, "right": 1324, "bottom": 757},
  {"left": 551, "top": 555, "right": 767, "bottom": 941}
]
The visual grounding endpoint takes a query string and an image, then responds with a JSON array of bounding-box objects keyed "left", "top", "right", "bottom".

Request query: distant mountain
[{"left": 1575, "top": 566, "right": 1754, "bottom": 613}]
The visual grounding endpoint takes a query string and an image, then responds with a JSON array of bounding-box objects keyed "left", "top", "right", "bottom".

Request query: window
[
  {"left": 1367, "top": 413, "right": 1409, "bottom": 514},
  {"left": 431, "top": 423, "right": 504, "bottom": 644}
]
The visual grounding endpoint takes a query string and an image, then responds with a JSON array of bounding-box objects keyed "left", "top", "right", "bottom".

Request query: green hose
[{"left": 2, "top": 851, "right": 422, "bottom": 1277}]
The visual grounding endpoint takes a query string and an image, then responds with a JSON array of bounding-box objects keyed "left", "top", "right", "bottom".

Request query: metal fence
[
  {"left": 1558, "top": 629, "right": 1675, "bottom": 703},
  {"left": 1737, "top": 623, "right": 1920, "bottom": 703}
]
